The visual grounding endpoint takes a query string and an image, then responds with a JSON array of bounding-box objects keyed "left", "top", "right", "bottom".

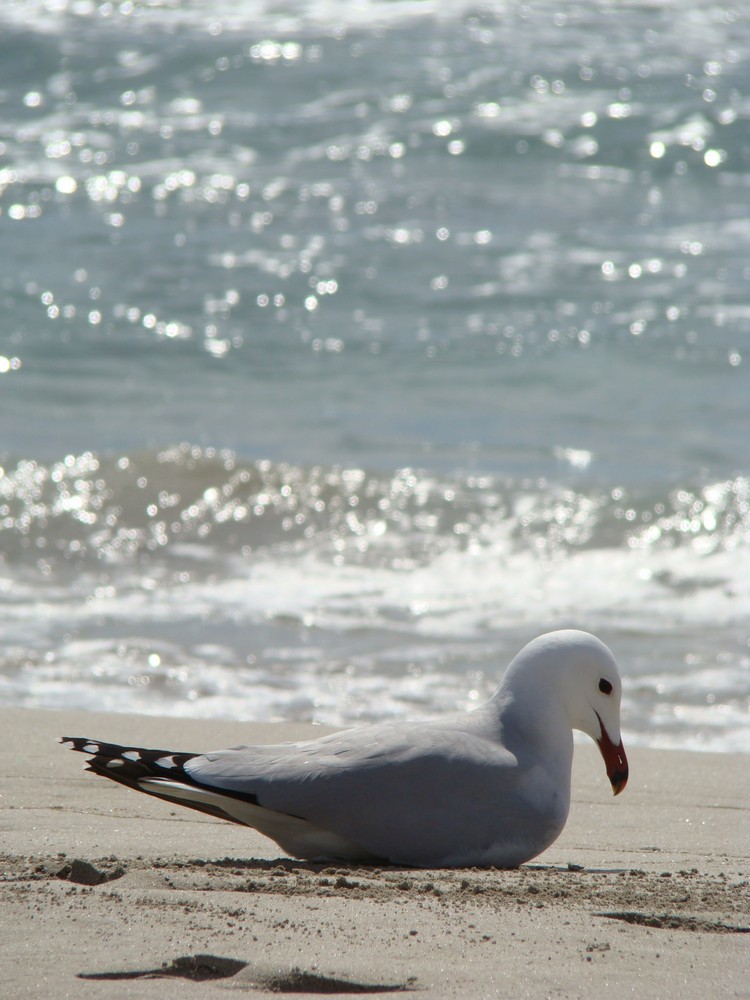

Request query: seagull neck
[{"left": 486, "top": 686, "right": 573, "bottom": 764}]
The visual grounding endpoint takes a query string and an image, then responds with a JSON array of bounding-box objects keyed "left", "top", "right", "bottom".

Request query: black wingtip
[
  {"left": 60, "top": 736, "right": 91, "bottom": 751},
  {"left": 61, "top": 736, "right": 113, "bottom": 757},
  {"left": 58, "top": 735, "right": 261, "bottom": 827}
]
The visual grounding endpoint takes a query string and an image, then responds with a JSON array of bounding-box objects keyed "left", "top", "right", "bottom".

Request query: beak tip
[{"left": 609, "top": 770, "right": 629, "bottom": 796}]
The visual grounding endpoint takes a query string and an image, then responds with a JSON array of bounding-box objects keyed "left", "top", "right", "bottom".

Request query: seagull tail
[
  {"left": 60, "top": 737, "right": 385, "bottom": 861},
  {"left": 59, "top": 736, "right": 254, "bottom": 825}
]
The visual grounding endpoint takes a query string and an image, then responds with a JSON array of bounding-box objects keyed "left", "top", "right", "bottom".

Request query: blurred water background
[{"left": 1, "top": 0, "right": 748, "bottom": 751}]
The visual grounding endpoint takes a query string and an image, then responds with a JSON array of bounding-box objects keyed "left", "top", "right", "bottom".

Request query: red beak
[{"left": 595, "top": 713, "right": 628, "bottom": 795}]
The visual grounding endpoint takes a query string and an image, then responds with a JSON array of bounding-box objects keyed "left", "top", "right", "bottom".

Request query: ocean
[{"left": 1, "top": 0, "right": 748, "bottom": 752}]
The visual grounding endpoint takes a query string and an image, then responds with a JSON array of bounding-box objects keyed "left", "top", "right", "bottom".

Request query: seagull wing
[{"left": 183, "top": 719, "right": 541, "bottom": 865}]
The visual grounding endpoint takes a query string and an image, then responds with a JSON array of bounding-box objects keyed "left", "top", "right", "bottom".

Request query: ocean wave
[
  {"left": 1, "top": 445, "right": 747, "bottom": 567},
  {"left": 1, "top": 446, "right": 748, "bottom": 644}
]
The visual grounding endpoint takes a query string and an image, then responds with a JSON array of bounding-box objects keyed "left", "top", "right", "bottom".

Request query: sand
[{"left": 1, "top": 706, "right": 748, "bottom": 999}]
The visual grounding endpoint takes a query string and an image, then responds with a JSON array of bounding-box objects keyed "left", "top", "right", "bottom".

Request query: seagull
[{"left": 61, "top": 629, "right": 628, "bottom": 868}]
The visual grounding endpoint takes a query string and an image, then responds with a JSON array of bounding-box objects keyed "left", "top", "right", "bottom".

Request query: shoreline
[{"left": 1, "top": 706, "right": 748, "bottom": 998}]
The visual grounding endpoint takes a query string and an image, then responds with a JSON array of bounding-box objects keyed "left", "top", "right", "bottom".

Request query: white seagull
[{"left": 62, "top": 629, "right": 628, "bottom": 868}]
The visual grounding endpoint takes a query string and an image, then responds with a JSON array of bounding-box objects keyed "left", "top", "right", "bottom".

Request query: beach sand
[{"left": 1, "top": 706, "right": 747, "bottom": 998}]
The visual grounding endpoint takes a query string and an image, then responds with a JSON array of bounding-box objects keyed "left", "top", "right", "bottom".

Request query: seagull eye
[{"left": 599, "top": 678, "right": 613, "bottom": 695}]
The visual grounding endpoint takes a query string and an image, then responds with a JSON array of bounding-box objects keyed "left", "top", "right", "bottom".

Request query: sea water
[{"left": 0, "top": 0, "right": 748, "bottom": 751}]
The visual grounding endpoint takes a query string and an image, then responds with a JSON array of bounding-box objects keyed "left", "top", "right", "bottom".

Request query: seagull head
[{"left": 500, "top": 629, "right": 629, "bottom": 795}]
